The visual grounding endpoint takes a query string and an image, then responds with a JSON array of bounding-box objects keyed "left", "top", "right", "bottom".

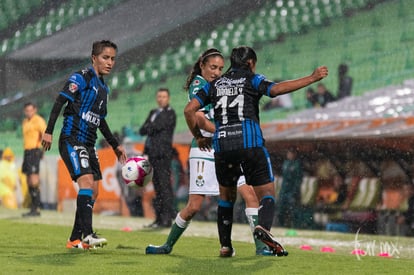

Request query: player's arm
[
  {"left": 184, "top": 98, "right": 211, "bottom": 151},
  {"left": 269, "top": 66, "right": 328, "bottom": 97},
  {"left": 42, "top": 94, "right": 67, "bottom": 151},
  {"left": 196, "top": 111, "right": 215, "bottom": 133},
  {"left": 99, "top": 119, "right": 127, "bottom": 164}
]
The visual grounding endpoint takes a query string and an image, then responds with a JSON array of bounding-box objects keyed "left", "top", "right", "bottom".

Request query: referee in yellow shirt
[{"left": 22, "top": 102, "right": 46, "bottom": 217}]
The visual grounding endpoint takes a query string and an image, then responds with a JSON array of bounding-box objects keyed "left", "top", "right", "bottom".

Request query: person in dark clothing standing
[
  {"left": 337, "top": 63, "right": 353, "bottom": 100},
  {"left": 140, "top": 88, "right": 176, "bottom": 228},
  {"left": 278, "top": 147, "right": 303, "bottom": 228}
]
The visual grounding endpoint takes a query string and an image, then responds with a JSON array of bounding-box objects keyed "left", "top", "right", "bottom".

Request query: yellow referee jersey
[{"left": 22, "top": 114, "right": 46, "bottom": 150}]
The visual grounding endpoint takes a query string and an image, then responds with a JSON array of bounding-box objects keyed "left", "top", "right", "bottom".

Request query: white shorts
[
  {"left": 189, "top": 147, "right": 219, "bottom": 195},
  {"left": 188, "top": 147, "right": 246, "bottom": 195}
]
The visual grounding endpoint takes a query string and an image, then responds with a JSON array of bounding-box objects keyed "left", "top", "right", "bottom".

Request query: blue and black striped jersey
[
  {"left": 195, "top": 68, "right": 276, "bottom": 152},
  {"left": 59, "top": 67, "right": 109, "bottom": 146}
]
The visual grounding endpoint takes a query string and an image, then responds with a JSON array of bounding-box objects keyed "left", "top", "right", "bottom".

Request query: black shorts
[
  {"left": 22, "top": 148, "right": 43, "bottom": 175},
  {"left": 214, "top": 147, "right": 274, "bottom": 187},
  {"left": 59, "top": 137, "right": 102, "bottom": 181}
]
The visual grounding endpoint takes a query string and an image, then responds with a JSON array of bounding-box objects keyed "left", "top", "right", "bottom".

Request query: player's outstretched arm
[{"left": 270, "top": 66, "right": 328, "bottom": 97}]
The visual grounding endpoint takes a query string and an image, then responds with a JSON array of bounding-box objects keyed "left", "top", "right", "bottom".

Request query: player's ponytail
[
  {"left": 184, "top": 48, "right": 223, "bottom": 91},
  {"left": 227, "top": 46, "right": 257, "bottom": 73}
]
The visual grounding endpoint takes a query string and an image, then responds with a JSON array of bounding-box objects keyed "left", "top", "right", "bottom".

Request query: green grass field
[{"left": 1, "top": 208, "right": 414, "bottom": 274}]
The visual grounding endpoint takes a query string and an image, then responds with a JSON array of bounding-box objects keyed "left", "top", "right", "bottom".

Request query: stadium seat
[
  {"left": 1, "top": 39, "right": 9, "bottom": 54},
  {"left": 149, "top": 69, "right": 160, "bottom": 82},
  {"left": 125, "top": 69, "right": 136, "bottom": 89},
  {"left": 109, "top": 75, "right": 119, "bottom": 90},
  {"left": 11, "top": 31, "right": 22, "bottom": 51},
  {"left": 137, "top": 69, "right": 148, "bottom": 83},
  {"left": 159, "top": 57, "right": 168, "bottom": 75},
  {"left": 34, "top": 17, "right": 47, "bottom": 38}
]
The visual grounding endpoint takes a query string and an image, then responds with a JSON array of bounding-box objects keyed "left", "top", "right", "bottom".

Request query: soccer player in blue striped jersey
[
  {"left": 146, "top": 48, "right": 271, "bottom": 256},
  {"left": 184, "top": 46, "right": 328, "bottom": 256},
  {"left": 42, "top": 40, "right": 127, "bottom": 249}
]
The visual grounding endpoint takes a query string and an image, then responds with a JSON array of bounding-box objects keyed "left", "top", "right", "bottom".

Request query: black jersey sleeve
[
  {"left": 252, "top": 74, "right": 276, "bottom": 97},
  {"left": 45, "top": 93, "right": 68, "bottom": 134},
  {"left": 99, "top": 118, "right": 119, "bottom": 150}
]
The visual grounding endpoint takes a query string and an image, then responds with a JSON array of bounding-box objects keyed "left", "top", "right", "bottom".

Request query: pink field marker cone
[
  {"left": 300, "top": 245, "right": 313, "bottom": 251},
  {"left": 320, "top": 246, "right": 335, "bottom": 253},
  {"left": 351, "top": 249, "right": 366, "bottom": 255},
  {"left": 121, "top": 227, "right": 132, "bottom": 232}
]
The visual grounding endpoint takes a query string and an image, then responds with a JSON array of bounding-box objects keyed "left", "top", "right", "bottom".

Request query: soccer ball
[{"left": 121, "top": 156, "right": 153, "bottom": 187}]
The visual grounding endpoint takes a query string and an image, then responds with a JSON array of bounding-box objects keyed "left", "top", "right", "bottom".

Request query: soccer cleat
[
  {"left": 22, "top": 211, "right": 41, "bottom": 217},
  {"left": 256, "top": 247, "right": 276, "bottom": 256},
  {"left": 144, "top": 221, "right": 172, "bottom": 229},
  {"left": 145, "top": 244, "right": 172, "bottom": 254},
  {"left": 66, "top": 239, "right": 88, "bottom": 250},
  {"left": 253, "top": 226, "right": 288, "bottom": 257},
  {"left": 82, "top": 233, "right": 107, "bottom": 248},
  {"left": 219, "top": 246, "right": 235, "bottom": 257}
]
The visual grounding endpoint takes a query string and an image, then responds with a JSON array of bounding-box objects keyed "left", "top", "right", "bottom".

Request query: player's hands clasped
[{"left": 196, "top": 136, "right": 212, "bottom": 151}]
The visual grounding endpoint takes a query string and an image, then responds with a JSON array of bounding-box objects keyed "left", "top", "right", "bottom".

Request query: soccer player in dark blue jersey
[
  {"left": 42, "top": 40, "right": 127, "bottom": 249},
  {"left": 184, "top": 46, "right": 328, "bottom": 256}
]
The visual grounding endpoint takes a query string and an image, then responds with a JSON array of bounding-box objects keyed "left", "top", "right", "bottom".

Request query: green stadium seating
[
  {"left": 106, "top": 0, "right": 378, "bottom": 97},
  {"left": 0, "top": 0, "right": 42, "bottom": 32},
  {"left": 0, "top": 0, "right": 125, "bottom": 56}
]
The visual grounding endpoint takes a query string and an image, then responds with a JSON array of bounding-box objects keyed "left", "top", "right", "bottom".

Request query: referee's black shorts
[
  {"left": 214, "top": 147, "right": 274, "bottom": 187},
  {"left": 22, "top": 148, "right": 43, "bottom": 175}
]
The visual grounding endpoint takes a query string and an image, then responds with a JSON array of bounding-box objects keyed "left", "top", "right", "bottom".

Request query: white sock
[
  {"left": 245, "top": 207, "right": 259, "bottom": 232},
  {"left": 175, "top": 213, "right": 190, "bottom": 229}
]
